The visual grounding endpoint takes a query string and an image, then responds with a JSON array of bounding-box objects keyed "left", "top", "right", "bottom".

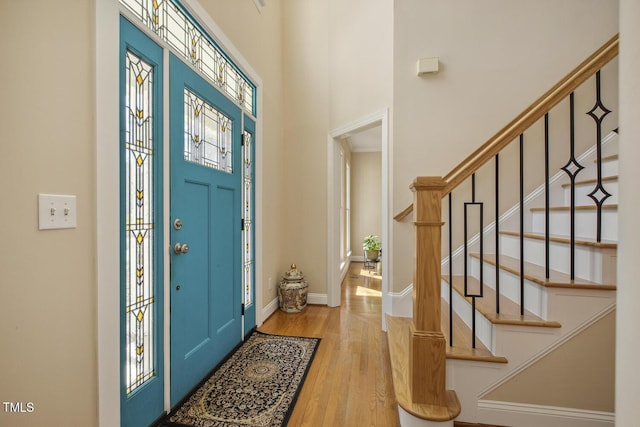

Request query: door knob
[{"left": 174, "top": 243, "right": 189, "bottom": 254}]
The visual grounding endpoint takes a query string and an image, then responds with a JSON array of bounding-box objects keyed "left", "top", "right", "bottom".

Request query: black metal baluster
[
  {"left": 544, "top": 114, "right": 550, "bottom": 279},
  {"left": 464, "top": 173, "right": 483, "bottom": 349},
  {"left": 448, "top": 192, "right": 453, "bottom": 347},
  {"left": 586, "top": 70, "right": 612, "bottom": 243},
  {"left": 463, "top": 190, "right": 471, "bottom": 347},
  {"left": 561, "top": 93, "right": 584, "bottom": 280},
  {"left": 519, "top": 134, "right": 525, "bottom": 316},
  {"left": 495, "top": 154, "right": 500, "bottom": 314}
]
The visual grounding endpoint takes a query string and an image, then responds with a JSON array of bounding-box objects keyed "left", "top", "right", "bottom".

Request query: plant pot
[{"left": 365, "top": 249, "right": 380, "bottom": 261}]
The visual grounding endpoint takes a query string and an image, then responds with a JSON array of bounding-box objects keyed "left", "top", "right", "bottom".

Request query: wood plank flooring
[
  {"left": 259, "top": 262, "right": 400, "bottom": 426},
  {"left": 259, "top": 262, "right": 505, "bottom": 426}
]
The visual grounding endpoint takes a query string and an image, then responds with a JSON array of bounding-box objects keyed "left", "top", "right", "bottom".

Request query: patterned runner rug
[{"left": 161, "top": 331, "right": 320, "bottom": 427}]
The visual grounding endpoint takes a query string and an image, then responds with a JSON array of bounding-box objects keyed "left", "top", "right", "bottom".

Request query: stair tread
[
  {"left": 470, "top": 253, "right": 617, "bottom": 290},
  {"left": 500, "top": 230, "right": 617, "bottom": 249},
  {"left": 440, "top": 300, "right": 508, "bottom": 363},
  {"left": 443, "top": 275, "right": 561, "bottom": 328},
  {"left": 530, "top": 204, "right": 617, "bottom": 212},
  {"left": 596, "top": 154, "right": 618, "bottom": 162},
  {"left": 560, "top": 175, "right": 618, "bottom": 188}
]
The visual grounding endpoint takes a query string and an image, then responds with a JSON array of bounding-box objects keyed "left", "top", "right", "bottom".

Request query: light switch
[{"left": 38, "top": 194, "right": 77, "bottom": 230}]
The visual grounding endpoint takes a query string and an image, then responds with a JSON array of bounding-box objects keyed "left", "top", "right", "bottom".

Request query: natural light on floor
[
  {"left": 356, "top": 286, "right": 382, "bottom": 297},
  {"left": 359, "top": 268, "right": 381, "bottom": 280}
]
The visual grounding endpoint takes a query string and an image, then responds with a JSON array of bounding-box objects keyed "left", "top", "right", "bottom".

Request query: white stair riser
[
  {"left": 469, "top": 257, "right": 548, "bottom": 318},
  {"left": 562, "top": 180, "right": 618, "bottom": 205},
  {"left": 601, "top": 158, "right": 618, "bottom": 177},
  {"left": 530, "top": 208, "right": 617, "bottom": 241},
  {"left": 442, "top": 279, "right": 494, "bottom": 351},
  {"left": 500, "top": 233, "right": 609, "bottom": 283},
  {"left": 576, "top": 158, "right": 618, "bottom": 180}
]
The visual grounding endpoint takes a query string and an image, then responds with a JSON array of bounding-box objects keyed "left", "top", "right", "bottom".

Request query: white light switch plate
[{"left": 38, "top": 194, "right": 77, "bottom": 230}]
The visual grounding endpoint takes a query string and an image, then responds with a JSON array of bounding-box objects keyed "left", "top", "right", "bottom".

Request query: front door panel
[{"left": 169, "top": 53, "right": 242, "bottom": 405}]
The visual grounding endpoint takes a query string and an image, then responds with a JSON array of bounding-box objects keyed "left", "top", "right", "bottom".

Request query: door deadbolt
[
  {"left": 174, "top": 243, "right": 189, "bottom": 254},
  {"left": 174, "top": 218, "right": 183, "bottom": 230}
]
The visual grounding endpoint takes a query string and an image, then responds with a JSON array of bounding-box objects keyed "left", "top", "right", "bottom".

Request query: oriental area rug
[{"left": 161, "top": 332, "right": 320, "bottom": 427}]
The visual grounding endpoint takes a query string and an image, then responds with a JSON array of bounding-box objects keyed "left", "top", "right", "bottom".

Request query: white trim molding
[
  {"left": 389, "top": 283, "right": 413, "bottom": 318},
  {"left": 262, "top": 297, "right": 279, "bottom": 320},
  {"left": 478, "top": 400, "right": 614, "bottom": 427},
  {"left": 307, "top": 293, "right": 328, "bottom": 305},
  {"left": 261, "top": 294, "right": 328, "bottom": 322}
]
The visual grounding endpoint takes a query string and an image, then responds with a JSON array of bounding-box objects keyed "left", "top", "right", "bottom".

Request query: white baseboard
[
  {"left": 478, "top": 400, "right": 614, "bottom": 427},
  {"left": 261, "top": 293, "right": 328, "bottom": 322},
  {"left": 262, "top": 297, "right": 279, "bottom": 322},
  {"left": 399, "top": 406, "right": 453, "bottom": 427},
  {"left": 308, "top": 293, "right": 328, "bottom": 305},
  {"left": 390, "top": 283, "right": 413, "bottom": 318}
]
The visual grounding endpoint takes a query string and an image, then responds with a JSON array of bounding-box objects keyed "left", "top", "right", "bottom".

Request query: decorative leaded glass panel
[
  {"left": 119, "top": 0, "right": 255, "bottom": 115},
  {"left": 183, "top": 89, "right": 233, "bottom": 172},
  {"left": 124, "top": 50, "right": 156, "bottom": 394},
  {"left": 242, "top": 130, "right": 253, "bottom": 306}
]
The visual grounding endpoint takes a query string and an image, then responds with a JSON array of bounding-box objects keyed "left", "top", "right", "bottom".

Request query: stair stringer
[{"left": 445, "top": 290, "right": 616, "bottom": 423}]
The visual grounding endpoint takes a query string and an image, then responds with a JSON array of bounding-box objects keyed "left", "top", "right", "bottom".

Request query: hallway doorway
[{"left": 327, "top": 110, "right": 390, "bottom": 329}]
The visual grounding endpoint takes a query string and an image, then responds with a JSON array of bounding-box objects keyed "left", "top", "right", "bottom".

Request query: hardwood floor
[{"left": 259, "top": 262, "right": 400, "bottom": 426}]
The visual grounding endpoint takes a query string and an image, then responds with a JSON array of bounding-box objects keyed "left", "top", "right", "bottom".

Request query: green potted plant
[{"left": 362, "top": 234, "right": 381, "bottom": 261}]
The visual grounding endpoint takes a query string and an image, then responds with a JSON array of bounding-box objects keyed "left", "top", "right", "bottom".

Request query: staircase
[
  {"left": 443, "top": 133, "right": 617, "bottom": 426},
  {"left": 387, "top": 35, "right": 618, "bottom": 427}
]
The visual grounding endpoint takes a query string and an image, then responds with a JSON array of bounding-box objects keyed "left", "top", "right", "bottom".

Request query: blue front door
[{"left": 169, "top": 54, "right": 243, "bottom": 405}]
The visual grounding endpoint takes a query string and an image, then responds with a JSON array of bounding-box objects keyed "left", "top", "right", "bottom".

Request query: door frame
[
  {"left": 326, "top": 108, "right": 391, "bottom": 330},
  {"left": 96, "top": 0, "right": 264, "bottom": 423}
]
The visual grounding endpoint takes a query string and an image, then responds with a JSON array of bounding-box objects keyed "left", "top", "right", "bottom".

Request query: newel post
[{"left": 409, "top": 177, "right": 447, "bottom": 405}]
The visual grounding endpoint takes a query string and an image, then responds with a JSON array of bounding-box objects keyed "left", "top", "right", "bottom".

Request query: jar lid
[{"left": 283, "top": 263, "right": 304, "bottom": 281}]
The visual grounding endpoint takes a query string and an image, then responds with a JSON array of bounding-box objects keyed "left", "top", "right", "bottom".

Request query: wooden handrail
[
  {"left": 394, "top": 204, "right": 414, "bottom": 221},
  {"left": 442, "top": 33, "right": 618, "bottom": 195},
  {"left": 394, "top": 34, "right": 619, "bottom": 220}
]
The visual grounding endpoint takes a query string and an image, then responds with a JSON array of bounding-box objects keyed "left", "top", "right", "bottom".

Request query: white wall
[
  {"left": 616, "top": 0, "right": 640, "bottom": 424},
  {"left": 391, "top": 0, "right": 619, "bottom": 291}
]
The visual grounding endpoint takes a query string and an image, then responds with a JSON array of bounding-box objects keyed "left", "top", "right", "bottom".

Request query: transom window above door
[{"left": 120, "top": 0, "right": 256, "bottom": 116}]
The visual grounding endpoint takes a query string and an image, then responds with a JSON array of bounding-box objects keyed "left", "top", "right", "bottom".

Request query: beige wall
[
  {"left": 616, "top": 0, "right": 640, "bottom": 424},
  {"left": 350, "top": 151, "right": 383, "bottom": 258},
  {"left": 281, "top": 0, "right": 392, "bottom": 294},
  {"left": 328, "top": 0, "right": 393, "bottom": 127},
  {"left": 484, "top": 311, "right": 616, "bottom": 412},
  {"left": 280, "top": 0, "right": 330, "bottom": 294},
  {"left": 1, "top": 1, "right": 632, "bottom": 425},
  {"left": 0, "top": 1, "right": 98, "bottom": 426},
  {"left": 392, "top": 0, "right": 619, "bottom": 291},
  {"left": 197, "top": 0, "right": 286, "bottom": 309}
]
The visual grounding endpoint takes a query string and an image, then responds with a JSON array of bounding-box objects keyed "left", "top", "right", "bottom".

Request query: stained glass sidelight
[
  {"left": 242, "top": 130, "right": 254, "bottom": 307},
  {"left": 119, "top": 0, "right": 255, "bottom": 115},
  {"left": 183, "top": 89, "right": 233, "bottom": 172},
  {"left": 124, "top": 50, "right": 156, "bottom": 394}
]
